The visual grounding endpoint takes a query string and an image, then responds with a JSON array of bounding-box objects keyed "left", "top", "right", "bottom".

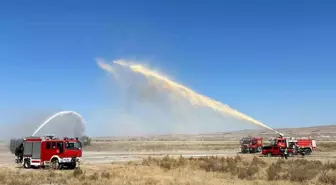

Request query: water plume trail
[
  {"left": 98, "top": 59, "right": 279, "bottom": 134},
  {"left": 32, "top": 111, "right": 85, "bottom": 136}
]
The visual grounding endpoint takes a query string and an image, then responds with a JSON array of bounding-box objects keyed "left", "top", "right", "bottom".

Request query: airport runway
[{"left": 81, "top": 150, "right": 239, "bottom": 164}]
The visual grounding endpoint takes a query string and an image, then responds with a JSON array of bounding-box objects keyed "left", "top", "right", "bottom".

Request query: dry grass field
[
  {"left": 1, "top": 126, "right": 336, "bottom": 185},
  {"left": 1, "top": 155, "right": 336, "bottom": 185}
]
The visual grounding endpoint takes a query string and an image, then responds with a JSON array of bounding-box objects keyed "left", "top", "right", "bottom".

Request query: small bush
[
  {"left": 251, "top": 156, "right": 267, "bottom": 167},
  {"left": 237, "top": 165, "right": 258, "bottom": 180},
  {"left": 82, "top": 135, "right": 92, "bottom": 146},
  {"left": 48, "top": 170, "right": 56, "bottom": 177},
  {"left": 159, "top": 155, "right": 175, "bottom": 170},
  {"left": 267, "top": 164, "right": 279, "bottom": 180},
  {"left": 101, "top": 171, "right": 110, "bottom": 179},
  {"left": 234, "top": 155, "right": 242, "bottom": 162},
  {"left": 73, "top": 168, "right": 84, "bottom": 178},
  {"left": 89, "top": 172, "right": 99, "bottom": 180},
  {"left": 319, "top": 170, "right": 336, "bottom": 184},
  {"left": 142, "top": 157, "right": 152, "bottom": 166},
  {"left": 286, "top": 159, "right": 323, "bottom": 182},
  {"left": 237, "top": 168, "right": 249, "bottom": 179},
  {"left": 246, "top": 164, "right": 259, "bottom": 177},
  {"left": 324, "top": 162, "right": 336, "bottom": 170},
  {"left": 176, "top": 155, "right": 187, "bottom": 166},
  {"left": 275, "top": 159, "right": 285, "bottom": 168},
  {"left": 145, "top": 177, "right": 159, "bottom": 185},
  {"left": 288, "top": 169, "right": 314, "bottom": 182},
  {"left": 198, "top": 160, "right": 212, "bottom": 172}
]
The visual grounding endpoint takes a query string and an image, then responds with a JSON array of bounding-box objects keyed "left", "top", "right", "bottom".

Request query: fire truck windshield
[
  {"left": 65, "top": 141, "right": 82, "bottom": 150},
  {"left": 270, "top": 139, "right": 276, "bottom": 146},
  {"left": 241, "top": 140, "right": 250, "bottom": 144}
]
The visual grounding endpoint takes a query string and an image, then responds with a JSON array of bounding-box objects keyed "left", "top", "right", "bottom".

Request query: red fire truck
[
  {"left": 12, "top": 135, "right": 82, "bottom": 169},
  {"left": 240, "top": 137, "right": 263, "bottom": 153},
  {"left": 262, "top": 145, "right": 295, "bottom": 157},
  {"left": 269, "top": 136, "right": 317, "bottom": 155}
]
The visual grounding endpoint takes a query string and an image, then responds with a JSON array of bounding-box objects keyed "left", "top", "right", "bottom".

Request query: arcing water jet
[
  {"left": 32, "top": 111, "right": 85, "bottom": 136},
  {"left": 97, "top": 59, "right": 281, "bottom": 135}
]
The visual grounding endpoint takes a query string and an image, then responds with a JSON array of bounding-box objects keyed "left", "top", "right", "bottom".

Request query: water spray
[
  {"left": 32, "top": 111, "right": 85, "bottom": 136},
  {"left": 97, "top": 59, "right": 281, "bottom": 135}
]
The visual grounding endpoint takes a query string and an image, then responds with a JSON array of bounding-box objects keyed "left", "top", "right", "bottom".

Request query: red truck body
[
  {"left": 21, "top": 136, "right": 82, "bottom": 169},
  {"left": 240, "top": 137, "right": 263, "bottom": 153},
  {"left": 262, "top": 145, "right": 295, "bottom": 157},
  {"left": 269, "top": 137, "right": 317, "bottom": 155}
]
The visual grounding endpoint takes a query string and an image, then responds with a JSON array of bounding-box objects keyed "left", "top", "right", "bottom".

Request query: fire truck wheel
[
  {"left": 51, "top": 158, "right": 60, "bottom": 170},
  {"left": 23, "top": 159, "right": 31, "bottom": 169},
  {"left": 305, "top": 149, "right": 312, "bottom": 155}
]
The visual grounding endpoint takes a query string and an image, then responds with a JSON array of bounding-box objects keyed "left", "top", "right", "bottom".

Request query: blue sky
[{"left": 1, "top": 1, "right": 335, "bottom": 135}]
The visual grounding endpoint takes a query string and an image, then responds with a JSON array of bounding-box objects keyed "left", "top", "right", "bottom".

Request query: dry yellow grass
[
  {"left": 1, "top": 155, "right": 335, "bottom": 185},
  {"left": 316, "top": 142, "right": 336, "bottom": 152}
]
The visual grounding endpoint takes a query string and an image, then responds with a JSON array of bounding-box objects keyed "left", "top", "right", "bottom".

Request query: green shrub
[{"left": 81, "top": 135, "right": 91, "bottom": 146}]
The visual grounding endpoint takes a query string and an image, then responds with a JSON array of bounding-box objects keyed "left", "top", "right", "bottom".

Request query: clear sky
[{"left": 1, "top": 1, "right": 335, "bottom": 136}]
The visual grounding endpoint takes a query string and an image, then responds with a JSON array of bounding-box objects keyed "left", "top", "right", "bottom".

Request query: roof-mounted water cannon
[
  {"left": 277, "top": 132, "right": 284, "bottom": 138},
  {"left": 45, "top": 134, "right": 55, "bottom": 140}
]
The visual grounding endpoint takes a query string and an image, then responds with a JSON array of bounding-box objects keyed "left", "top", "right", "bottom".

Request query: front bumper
[
  {"left": 60, "top": 158, "right": 73, "bottom": 163},
  {"left": 60, "top": 157, "right": 80, "bottom": 164}
]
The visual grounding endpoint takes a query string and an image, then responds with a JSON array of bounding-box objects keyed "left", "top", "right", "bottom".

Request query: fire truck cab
[{"left": 19, "top": 135, "right": 82, "bottom": 169}]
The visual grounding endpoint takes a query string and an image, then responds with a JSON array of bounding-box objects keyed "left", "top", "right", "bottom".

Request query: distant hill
[
  {"left": 92, "top": 125, "right": 336, "bottom": 141},
  {"left": 93, "top": 125, "right": 336, "bottom": 141},
  {"left": 216, "top": 124, "right": 336, "bottom": 141}
]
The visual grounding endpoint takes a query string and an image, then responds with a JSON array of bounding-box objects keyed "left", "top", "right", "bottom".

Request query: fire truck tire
[
  {"left": 51, "top": 158, "right": 60, "bottom": 170},
  {"left": 305, "top": 149, "right": 312, "bottom": 155},
  {"left": 23, "top": 159, "right": 31, "bottom": 169}
]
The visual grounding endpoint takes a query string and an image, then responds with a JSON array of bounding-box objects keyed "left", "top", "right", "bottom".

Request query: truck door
[
  {"left": 273, "top": 146, "right": 280, "bottom": 155},
  {"left": 57, "top": 141, "right": 64, "bottom": 155},
  {"left": 42, "top": 141, "right": 57, "bottom": 162}
]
